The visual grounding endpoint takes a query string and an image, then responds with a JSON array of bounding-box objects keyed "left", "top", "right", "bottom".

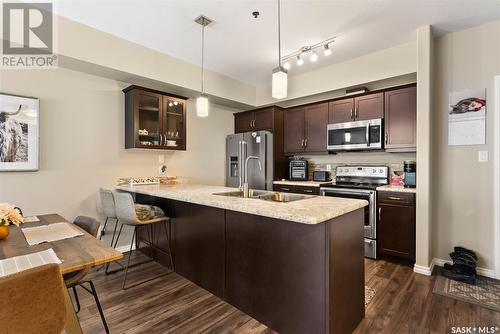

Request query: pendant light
[
  {"left": 195, "top": 15, "right": 212, "bottom": 117},
  {"left": 272, "top": 0, "right": 287, "bottom": 99}
]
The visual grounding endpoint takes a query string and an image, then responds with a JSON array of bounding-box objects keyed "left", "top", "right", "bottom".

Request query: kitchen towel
[
  {"left": 0, "top": 248, "right": 62, "bottom": 278},
  {"left": 22, "top": 223, "right": 83, "bottom": 246}
]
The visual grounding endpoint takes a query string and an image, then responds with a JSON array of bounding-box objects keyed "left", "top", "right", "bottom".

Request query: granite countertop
[
  {"left": 273, "top": 180, "right": 333, "bottom": 187},
  {"left": 116, "top": 183, "right": 367, "bottom": 225},
  {"left": 376, "top": 185, "right": 417, "bottom": 193}
]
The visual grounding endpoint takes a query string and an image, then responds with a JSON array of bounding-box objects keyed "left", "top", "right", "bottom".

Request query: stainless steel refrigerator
[{"left": 226, "top": 131, "right": 274, "bottom": 190}]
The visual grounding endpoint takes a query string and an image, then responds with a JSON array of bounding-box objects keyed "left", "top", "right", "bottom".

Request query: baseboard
[
  {"left": 432, "top": 258, "right": 496, "bottom": 278},
  {"left": 413, "top": 261, "right": 435, "bottom": 276},
  {"left": 115, "top": 244, "right": 136, "bottom": 253}
]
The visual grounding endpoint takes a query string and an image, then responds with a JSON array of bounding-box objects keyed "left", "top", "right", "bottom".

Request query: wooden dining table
[{"left": 0, "top": 214, "right": 123, "bottom": 334}]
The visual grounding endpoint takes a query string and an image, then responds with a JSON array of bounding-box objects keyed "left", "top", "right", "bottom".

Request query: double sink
[{"left": 213, "top": 189, "right": 313, "bottom": 203}]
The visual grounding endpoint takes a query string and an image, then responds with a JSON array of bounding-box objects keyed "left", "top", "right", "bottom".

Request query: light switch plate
[
  {"left": 326, "top": 164, "right": 332, "bottom": 172},
  {"left": 478, "top": 151, "right": 489, "bottom": 162}
]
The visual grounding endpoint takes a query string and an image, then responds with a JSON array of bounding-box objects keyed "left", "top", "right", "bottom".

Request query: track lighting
[
  {"left": 283, "top": 61, "right": 290, "bottom": 70},
  {"left": 296, "top": 54, "right": 303, "bottom": 66},
  {"left": 324, "top": 44, "right": 332, "bottom": 56},
  {"left": 310, "top": 51, "right": 318, "bottom": 62}
]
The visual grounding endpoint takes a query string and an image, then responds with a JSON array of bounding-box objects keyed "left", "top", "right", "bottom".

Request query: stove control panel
[{"left": 335, "top": 166, "right": 388, "bottom": 178}]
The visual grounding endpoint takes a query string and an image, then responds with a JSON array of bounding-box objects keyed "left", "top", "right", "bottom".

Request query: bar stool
[
  {"left": 99, "top": 188, "right": 120, "bottom": 246},
  {"left": 108, "top": 192, "right": 174, "bottom": 290}
]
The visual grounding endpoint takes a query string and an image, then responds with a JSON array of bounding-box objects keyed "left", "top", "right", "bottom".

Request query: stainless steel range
[{"left": 320, "top": 166, "right": 388, "bottom": 259}]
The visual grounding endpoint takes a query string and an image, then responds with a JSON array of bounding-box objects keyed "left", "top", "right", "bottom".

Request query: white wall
[
  {"left": 0, "top": 67, "right": 236, "bottom": 222},
  {"left": 432, "top": 20, "right": 500, "bottom": 270}
]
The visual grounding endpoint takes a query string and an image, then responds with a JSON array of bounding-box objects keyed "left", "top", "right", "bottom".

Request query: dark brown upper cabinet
[
  {"left": 284, "top": 103, "right": 328, "bottom": 155},
  {"left": 124, "top": 86, "right": 187, "bottom": 150},
  {"left": 234, "top": 106, "right": 280, "bottom": 133},
  {"left": 384, "top": 86, "right": 417, "bottom": 152},
  {"left": 284, "top": 106, "right": 305, "bottom": 154},
  {"left": 328, "top": 92, "right": 383, "bottom": 123}
]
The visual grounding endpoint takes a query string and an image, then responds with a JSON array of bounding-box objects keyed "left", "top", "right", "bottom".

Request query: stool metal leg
[
  {"left": 105, "top": 223, "right": 124, "bottom": 274},
  {"left": 98, "top": 217, "right": 109, "bottom": 240},
  {"left": 71, "top": 286, "right": 81, "bottom": 313}
]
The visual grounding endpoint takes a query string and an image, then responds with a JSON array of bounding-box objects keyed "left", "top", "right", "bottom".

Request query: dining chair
[
  {"left": 0, "top": 263, "right": 66, "bottom": 334},
  {"left": 64, "top": 215, "right": 109, "bottom": 333},
  {"left": 99, "top": 188, "right": 120, "bottom": 245},
  {"left": 107, "top": 192, "right": 174, "bottom": 290}
]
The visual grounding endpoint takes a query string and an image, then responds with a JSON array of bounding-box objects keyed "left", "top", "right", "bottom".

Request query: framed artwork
[
  {"left": 448, "top": 89, "right": 486, "bottom": 146},
  {"left": 0, "top": 93, "right": 39, "bottom": 171}
]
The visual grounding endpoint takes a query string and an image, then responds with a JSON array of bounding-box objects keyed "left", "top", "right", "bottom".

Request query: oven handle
[
  {"left": 320, "top": 188, "right": 375, "bottom": 196},
  {"left": 366, "top": 123, "right": 370, "bottom": 147}
]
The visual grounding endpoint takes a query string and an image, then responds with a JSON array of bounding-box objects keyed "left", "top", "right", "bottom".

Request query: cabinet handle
[
  {"left": 303, "top": 189, "right": 313, "bottom": 193},
  {"left": 388, "top": 196, "right": 402, "bottom": 200},
  {"left": 385, "top": 133, "right": 388, "bottom": 144},
  {"left": 301, "top": 139, "right": 305, "bottom": 148},
  {"left": 350, "top": 108, "right": 354, "bottom": 119},
  {"left": 249, "top": 120, "right": 253, "bottom": 128},
  {"left": 304, "top": 138, "right": 308, "bottom": 147},
  {"left": 281, "top": 187, "right": 291, "bottom": 191},
  {"left": 378, "top": 207, "right": 382, "bottom": 221},
  {"left": 159, "top": 134, "right": 163, "bottom": 146},
  {"left": 355, "top": 107, "right": 358, "bottom": 119},
  {"left": 253, "top": 119, "right": 257, "bottom": 128},
  {"left": 164, "top": 133, "right": 168, "bottom": 146}
]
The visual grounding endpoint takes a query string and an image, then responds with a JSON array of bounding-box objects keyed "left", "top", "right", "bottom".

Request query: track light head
[
  {"left": 310, "top": 51, "right": 318, "bottom": 62},
  {"left": 283, "top": 61, "right": 291, "bottom": 70},
  {"left": 324, "top": 44, "right": 332, "bottom": 56},
  {"left": 296, "top": 54, "right": 304, "bottom": 66}
]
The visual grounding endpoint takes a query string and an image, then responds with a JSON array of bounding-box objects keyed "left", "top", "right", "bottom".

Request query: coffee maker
[{"left": 403, "top": 161, "right": 416, "bottom": 188}]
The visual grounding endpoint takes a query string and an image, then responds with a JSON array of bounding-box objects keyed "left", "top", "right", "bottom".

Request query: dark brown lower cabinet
[
  {"left": 134, "top": 194, "right": 365, "bottom": 334},
  {"left": 377, "top": 191, "right": 416, "bottom": 261}
]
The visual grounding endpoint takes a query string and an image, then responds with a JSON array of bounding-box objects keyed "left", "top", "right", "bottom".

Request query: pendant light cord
[
  {"left": 201, "top": 23, "right": 205, "bottom": 95},
  {"left": 278, "top": 0, "right": 281, "bottom": 67}
]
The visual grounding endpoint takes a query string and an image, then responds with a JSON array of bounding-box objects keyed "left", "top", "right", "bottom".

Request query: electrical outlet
[
  {"left": 158, "top": 155, "right": 165, "bottom": 164},
  {"left": 478, "top": 151, "right": 489, "bottom": 162},
  {"left": 326, "top": 164, "right": 332, "bottom": 172},
  {"left": 158, "top": 164, "right": 167, "bottom": 175}
]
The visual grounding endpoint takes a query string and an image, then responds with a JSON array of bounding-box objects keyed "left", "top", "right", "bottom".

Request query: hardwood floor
[{"left": 75, "top": 255, "right": 500, "bottom": 333}]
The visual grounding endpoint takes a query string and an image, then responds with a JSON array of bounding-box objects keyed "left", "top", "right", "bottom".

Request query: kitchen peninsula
[{"left": 117, "top": 183, "right": 367, "bottom": 334}]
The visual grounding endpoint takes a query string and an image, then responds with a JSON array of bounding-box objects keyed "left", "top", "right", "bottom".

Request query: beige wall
[
  {"left": 0, "top": 68, "right": 236, "bottom": 222},
  {"left": 432, "top": 20, "right": 500, "bottom": 270}
]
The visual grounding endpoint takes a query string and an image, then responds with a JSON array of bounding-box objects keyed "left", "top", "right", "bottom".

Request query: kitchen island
[{"left": 117, "top": 183, "right": 368, "bottom": 334}]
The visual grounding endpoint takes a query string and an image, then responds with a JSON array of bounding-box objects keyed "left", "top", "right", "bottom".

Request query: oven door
[
  {"left": 327, "top": 119, "right": 383, "bottom": 151},
  {"left": 320, "top": 187, "right": 376, "bottom": 238}
]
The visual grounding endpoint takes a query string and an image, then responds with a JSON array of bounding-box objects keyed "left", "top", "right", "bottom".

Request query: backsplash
[{"left": 289, "top": 152, "right": 416, "bottom": 180}]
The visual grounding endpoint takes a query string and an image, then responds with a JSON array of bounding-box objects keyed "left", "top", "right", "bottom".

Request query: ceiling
[{"left": 54, "top": 0, "right": 500, "bottom": 85}]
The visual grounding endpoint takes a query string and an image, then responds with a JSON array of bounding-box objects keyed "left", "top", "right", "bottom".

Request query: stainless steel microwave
[{"left": 327, "top": 118, "right": 383, "bottom": 151}]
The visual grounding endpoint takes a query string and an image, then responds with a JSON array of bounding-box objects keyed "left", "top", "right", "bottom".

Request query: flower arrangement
[{"left": 0, "top": 203, "right": 24, "bottom": 227}]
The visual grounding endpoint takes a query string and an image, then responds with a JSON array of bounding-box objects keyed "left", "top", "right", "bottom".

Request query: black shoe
[
  {"left": 454, "top": 246, "right": 477, "bottom": 260},
  {"left": 449, "top": 252, "right": 477, "bottom": 268},
  {"left": 442, "top": 264, "right": 477, "bottom": 285}
]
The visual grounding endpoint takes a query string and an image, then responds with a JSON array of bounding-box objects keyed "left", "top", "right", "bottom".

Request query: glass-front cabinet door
[
  {"left": 162, "top": 97, "right": 186, "bottom": 150},
  {"left": 136, "top": 91, "right": 162, "bottom": 148},
  {"left": 124, "top": 86, "right": 187, "bottom": 150}
]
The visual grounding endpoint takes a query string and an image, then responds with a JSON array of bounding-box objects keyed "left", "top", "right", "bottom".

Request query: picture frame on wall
[
  {"left": 0, "top": 93, "right": 40, "bottom": 171},
  {"left": 448, "top": 88, "right": 487, "bottom": 146}
]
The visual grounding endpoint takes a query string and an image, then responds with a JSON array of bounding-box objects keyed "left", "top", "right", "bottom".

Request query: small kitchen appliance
[
  {"left": 320, "top": 165, "right": 389, "bottom": 259},
  {"left": 403, "top": 161, "right": 416, "bottom": 188},
  {"left": 289, "top": 159, "right": 308, "bottom": 181},
  {"left": 313, "top": 171, "right": 330, "bottom": 182}
]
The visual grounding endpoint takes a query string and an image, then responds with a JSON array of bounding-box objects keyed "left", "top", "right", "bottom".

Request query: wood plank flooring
[{"left": 75, "top": 255, "right": 500, "bottom": 333}]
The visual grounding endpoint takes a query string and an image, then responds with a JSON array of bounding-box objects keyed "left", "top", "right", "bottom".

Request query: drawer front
[
  {"left": 273, "top": 184, "right": 296, "bottom": 193},
  {"left": 295, "top": 186, "right": 320, "bottom": 195},
  {"left": 378, "top": 191, "right": 415, "bottom": 206}
]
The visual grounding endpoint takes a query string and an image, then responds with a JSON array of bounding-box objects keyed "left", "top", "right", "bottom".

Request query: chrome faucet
[{"left": 243, "top": 156, "right": 262, "bottom": 198}]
